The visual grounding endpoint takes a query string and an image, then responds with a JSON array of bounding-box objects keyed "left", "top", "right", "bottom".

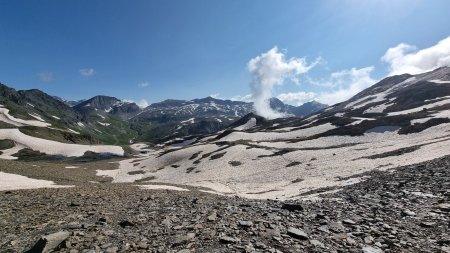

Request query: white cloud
[
  {"left": 122, "top": 99, "right": 150, "bottom": 108},
  {"left": 277, "top": 92, "right": 317, "bottom": 106},
  {"left": 138, "top": 82, "right": 149, "bottom": 88},
  {"left": 79, "top": 68, "right": 95, "bottom": 77},
  {"left": 382, "top": 35, "right": 450, "bottom": 75},
  {"left": 209, "top": 93, "right": 220, "bottom": 99},
  {"left": 136, "top": 99, "right": 149, "bottom": 108},
  {"left": 248, "top": 46, "right": 320, "bottom": 119},
  {"left": 313, "top": 67, "right": 377, "bottom": 106},
  {"left": 230, "top": 94, "right": 253, "bottom": 103},
  {"left": 38, "top": 72, "right": 53, "bottom": 82}
]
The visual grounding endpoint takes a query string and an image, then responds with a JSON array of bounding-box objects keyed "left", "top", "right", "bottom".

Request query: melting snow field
[
  {"left": 0, "top": 172, "right": 73, "bottom": 191},
  {"left": 0, "top": 108, "right": 51, "bottom": 127},
  {"left": 0, "top": 129, "right": 124, "bottom": 157},
  {"left": 99, "top": 122, "right": 450, "bottom": 200}
]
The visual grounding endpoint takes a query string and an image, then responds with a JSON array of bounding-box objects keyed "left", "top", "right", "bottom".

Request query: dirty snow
[
  {"left": 139, "top": 184, "right": 190, "bottom": 191},
  {"left": 0, "top": 129, "right": 124, "bottom": 157},
  {"left": 388, "top": 98, "right": 450, "bottom": 116},
  {"left": 363, "top": 102, "right": 391, "bottom": 114},
  {"left": 0, "top": 172, "right": 73, "bottom": 191},
  {"left": 234, "top": 118, "right": 256, "bottom": 131},
  {"left": 105, "top": 121, "right": 450, "bottom": 200}
]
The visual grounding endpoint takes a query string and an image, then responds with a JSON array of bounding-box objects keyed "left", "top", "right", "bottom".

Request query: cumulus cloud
[
  {"left": 136, "top": 99, "right": 149, "bottom": 108},
  {"left": 79, "top": 68, "right": 95, "bottom": 77},
  {"left": 276, "top": 92, "right": 317, "bottom": 106},
  {"left": 138, "top": 82, "right": 149, "bottom": 88},
  {"left": 123, "top": 98, "right": 150, "bottom": 108},
  {"left": 38, "top": 72, "right": 53, "bottom": 82},
  {"left": 382, "top": 35, "right": 450, "bottom": 75},
  {"left": 248, "top": 46, "right": 320, "bottom": 119},
  {"left": 315, "top": 67, "right": 377, "bottom": 105}
]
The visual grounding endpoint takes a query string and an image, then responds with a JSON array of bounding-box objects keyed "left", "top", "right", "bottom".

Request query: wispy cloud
[
  {"left": 248, "top": 46, "right": 320, "bottom": 119},
  {"left": 38, "top": 72, "right": 53, "bottom": 82},
  {"left": 79, "top": 68, "right": 95, "bottom": 77},
  {"left": 138, "top": 82, "right": 149, "bottom": 88},
  {"left": 230, "top": 94, "right": 253, "bottom": 103},
  {"left": 209, "top": 93, "right": 220, "bottom": 99},
  {"left": 382, "top": 35, "right": 450, "bottom": 75},
  {"left": 315, "top": 67, "right": 377, "bottom": 105}
]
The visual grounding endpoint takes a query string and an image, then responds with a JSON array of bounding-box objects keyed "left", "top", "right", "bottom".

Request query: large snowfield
[{"left": 97, "top": 121, "right": 450, "bottom": 200}]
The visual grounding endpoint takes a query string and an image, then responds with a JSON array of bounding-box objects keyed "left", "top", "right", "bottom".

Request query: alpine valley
[{"left": 1, "top": 67, "right": 450, "bottom": 253}]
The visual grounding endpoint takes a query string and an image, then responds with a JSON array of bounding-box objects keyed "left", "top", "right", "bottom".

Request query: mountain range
[{"left": 0, "top": 83, "right": 327, "bottom": 145}]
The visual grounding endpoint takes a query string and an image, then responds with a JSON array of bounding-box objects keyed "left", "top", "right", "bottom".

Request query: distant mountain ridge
[{"left": 0, "top": 82, "right": 328, "bottom": 144}]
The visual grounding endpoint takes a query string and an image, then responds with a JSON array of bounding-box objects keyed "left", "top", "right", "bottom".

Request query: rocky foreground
[{"left": 1, "top": 156, "right": 450, "bottom": 253}]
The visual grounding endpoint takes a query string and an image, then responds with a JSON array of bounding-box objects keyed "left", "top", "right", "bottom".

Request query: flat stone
[
  {"left": 238, "top": 220, "right": 253, "bottom": 227},
  {"left": 362, "top": 246, "right": 383, "bottom": 253},
  {"left": 281, "top": 203, "right": 303, "bottom": 212},
  {"left": 437, "top": 203, "right": 450, "bottom": 212},
  {"left": 343, "top": 219, "right": 356, "bottom": 225},
  {"left": 402, "top": 210, "right": 416, "bottom": 216},
  {"left": 207, "top": 213, "right": 217, "bottom": 221},
  {"left": 27, "top": 231, "right": 70, "bottom": 253},
  {"left": 287, "top": 227, "right": 308, "bottom": 240},
  {"left": 420, "top": 222, "right": 435, "bottom": 228},
  {"left": 219, "top": 236, "right": 239, "bottom": 244},
  {"left": 310, "top": 239, "right": 324, "bottom": 248}
]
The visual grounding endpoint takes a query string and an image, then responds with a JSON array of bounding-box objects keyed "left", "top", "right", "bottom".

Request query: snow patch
[
  {"left": 67, "top": 128, "right": 80, "bottom": 134},
  {"left": 28, "top": 113, "right": 46, "bottom": 122},
  {"left": 234, "top": 118, "right": 257, "bottom": 131},
  {"left": 180, "top": 118, "right": 195, "bottom": 124},
  {"left": 97, "top": 114, "right": 106, "bottom": 120},
  {"left": 388, "top": 98, "right": 450, "bottom": 116},
  {"left": 97, "top": 122, "right": 111, "bottom": 126},
  {"left": 139, "top": 184, "right": 190, "bottom": 191},
  {"left": 0, "top": 129, "right": 124, "bottom": 157},
  {"left": 430, "top": 79, "right": 450, "bottom": 84},
  {"left": 0, "top": 108, "right": 50, "bottom": 127},
  {"left": 0, "top": 172, "right": 73, "bottom": 191}
]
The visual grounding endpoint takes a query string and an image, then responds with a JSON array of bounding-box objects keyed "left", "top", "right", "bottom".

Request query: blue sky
[{"left": 0, "top": 0, "right": 449, "bottom": 106}]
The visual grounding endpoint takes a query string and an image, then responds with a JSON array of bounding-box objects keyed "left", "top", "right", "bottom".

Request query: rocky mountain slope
[{"left": 1, "top": 155, "right": 449, "bottom": 252}]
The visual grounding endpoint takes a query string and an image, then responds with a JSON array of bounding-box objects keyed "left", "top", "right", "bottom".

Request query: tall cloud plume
[
  {"left": 382, "top": 35, "right": 450, "bottom": 75},
  {"left": 247, "top": 47, "right": 320, "bottom": 119}
]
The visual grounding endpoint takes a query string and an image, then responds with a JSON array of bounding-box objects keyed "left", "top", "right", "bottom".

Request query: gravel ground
[{"left": 0, "top": 156, "right": 450, "bottom": 252}]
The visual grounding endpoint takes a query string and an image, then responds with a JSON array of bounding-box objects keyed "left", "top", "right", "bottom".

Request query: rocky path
[{"left": 1, "top": 156, "right": 450, "bottom": 252}]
